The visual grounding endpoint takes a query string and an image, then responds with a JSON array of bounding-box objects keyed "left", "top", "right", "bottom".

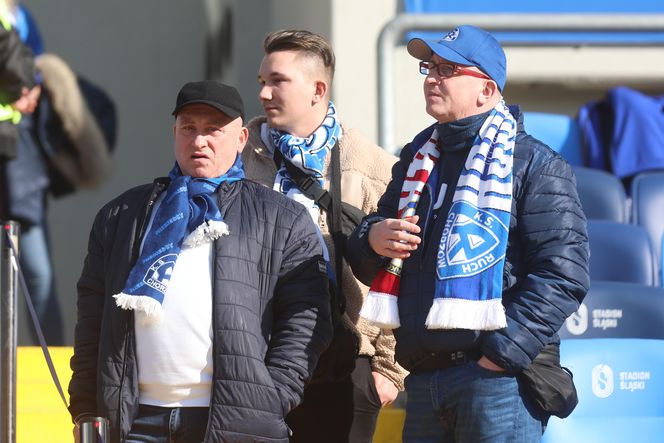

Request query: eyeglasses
[{"left": 419, "top": 61, "right": 490, "bottom": 80}]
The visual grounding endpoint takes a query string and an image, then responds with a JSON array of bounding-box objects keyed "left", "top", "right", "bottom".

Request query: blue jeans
[
  {"left": 20, "top": 221, "right": 63, "bottom": 345},
  {"left": 125, "top": 404, "right": 209, "bottom": 443},
  {"left": 402, "top": 361, "right": 543, "bottom": 443}
]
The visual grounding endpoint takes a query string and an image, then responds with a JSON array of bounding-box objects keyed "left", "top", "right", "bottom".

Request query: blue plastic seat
[
  {"left": 523, "top": 112, "right": 584, "bottom": 166},
  {"left": 559, "top": 281, "right": 664, "bottom": 339},
  {"left": 542, "top": 338, "right": 664, "bottom": 443},
  {"left": 573, "top": 166, "right": 627, "bottom": 222},
  {"left": 631, "top": 171, "right": 664, "bottom": 286},
  {"left": 587, "top": 220, "right": 656, "bottom": 286}
]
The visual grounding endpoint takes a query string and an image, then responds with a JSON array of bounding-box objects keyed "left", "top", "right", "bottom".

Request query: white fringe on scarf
[
  {"left": 183, "top": 220, "right": 229, "bottom": 248},
  {"left": 425, "top": 298, "right": 507, "bottom": 330},
  {"left": 113, "top": 294, "right": 164, "bottom": 326},
  {"left": 359, "top": 292, "right": 401, "bottom": 329}
]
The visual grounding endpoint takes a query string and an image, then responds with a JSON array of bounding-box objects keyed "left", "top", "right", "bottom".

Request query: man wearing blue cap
[{"left": 347, "top": 25, "right": 590, "bottom": 441}]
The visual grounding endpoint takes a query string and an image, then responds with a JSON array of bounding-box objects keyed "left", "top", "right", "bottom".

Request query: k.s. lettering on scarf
[
  {"left": 113, "top": 159, "right": 244, "bottom": 325},
  {"left": 361, "top": 101, "right": 515, "bottom": 331},
  {"left": 428, "top": 104, "right": 514, "bottom": 330}
]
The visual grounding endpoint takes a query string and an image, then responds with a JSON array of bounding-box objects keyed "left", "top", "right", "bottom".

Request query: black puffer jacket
[
  {"left": 68, "top": 178, "right": 333, "bottom": 442},
  {"left": 348, "top": 107, "right": 590, "bottom": 374}
]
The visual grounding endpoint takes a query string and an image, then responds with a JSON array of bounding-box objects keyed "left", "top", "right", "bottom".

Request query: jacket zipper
[
  {"left": 202, "top": 242, "right": 217, "bottom": 442},
  {"left": 118, "top": 182, "right": 163, "bottom": 439}
]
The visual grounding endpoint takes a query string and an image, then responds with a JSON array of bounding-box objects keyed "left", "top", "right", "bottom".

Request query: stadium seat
[
  {"left": 542, "top": 338, "right": 664, "bottom": 443},
  {"left": 573, "top": 166, "right": 627, "bottom": 222},
  {"left": 587, "top": 220, "right": 656, "bottom": 286},
  {"left": 523, "top": 112, "right": 585, "bottom": 166},
  {"left": 559, "top": 281, "right": 664, "bottom": 339},
  {"left": 631, "top": 171, "right": 664, "bottom": 286}
]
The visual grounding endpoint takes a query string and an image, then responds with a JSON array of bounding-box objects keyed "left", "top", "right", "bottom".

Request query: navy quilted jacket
[
  {"left": 348, "top": 106, "right": 590, "bottom": 374},
  {"left": 68, "top": 179, "right": 332, "bottom": 442}
]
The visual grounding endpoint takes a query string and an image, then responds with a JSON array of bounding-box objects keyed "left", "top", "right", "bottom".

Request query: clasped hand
[{"left": 368, "top": 216, "right": 421, "bottom": 259}]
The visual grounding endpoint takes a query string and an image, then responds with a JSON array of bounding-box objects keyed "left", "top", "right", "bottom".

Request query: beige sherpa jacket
[{"left": 243, "top": 116, "right": 408, "bottom": 390}]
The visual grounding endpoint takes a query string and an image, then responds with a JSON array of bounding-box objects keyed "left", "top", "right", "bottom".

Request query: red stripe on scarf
[
  {"left": 369, "top": 268, "right": 401, "bottom": 296},
  {"left": 400, "top": 189, "right": 422, "bottom": 199},
  {"left": 405, "top": 169, "right": 430, "bottom": 183}
]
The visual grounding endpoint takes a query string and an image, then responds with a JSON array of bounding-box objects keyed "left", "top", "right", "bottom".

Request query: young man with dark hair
[{"left": 242, "top": 30, "right": 405, "bottom": 443}]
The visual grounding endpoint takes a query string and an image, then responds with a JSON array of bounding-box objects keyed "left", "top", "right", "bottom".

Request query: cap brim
[
  {"left": 172, "top": 100, "right": 243, "bottom": 120},
  {"left": 407, "top": 37, "right": 474, "bottom": 67},
  {"left": 407, "top": 38, "right": 433, "bottom": 60}
]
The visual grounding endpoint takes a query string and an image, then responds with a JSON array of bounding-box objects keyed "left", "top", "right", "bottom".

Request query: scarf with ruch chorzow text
[
  {"left": 113, "top": 159, "right": 244, "bottom": 325},
  {"left": 360, "top": 101, "right": 514, "bottom": 331}
]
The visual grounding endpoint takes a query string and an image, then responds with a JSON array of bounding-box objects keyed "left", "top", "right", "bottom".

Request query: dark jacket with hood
[
  {"left": 68, "top": 178, "right": 333, "bottom": 443},
  {"left": 348, "top": 106, "right": 590, "bottom": 374}
]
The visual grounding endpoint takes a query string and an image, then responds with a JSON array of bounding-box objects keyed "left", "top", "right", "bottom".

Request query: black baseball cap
[{"left": 172, "top": 80, "right": 245, "bottom": 121}]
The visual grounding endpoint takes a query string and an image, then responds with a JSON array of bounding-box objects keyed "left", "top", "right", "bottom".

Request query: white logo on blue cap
[{"left": 441, "top": 28, "right": 459, "bottom": 42}]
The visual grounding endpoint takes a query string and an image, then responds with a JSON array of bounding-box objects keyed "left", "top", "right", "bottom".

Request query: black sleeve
[
  {"left": 67, "top": 207, "right": 106, "bottom": 422},
  {"left": 265, "top": 205, "right": 333, "bottom": 415},
  {"left": 481, "top": 155, "right": 590, "bottom": 373},
  {"left": 346, "top": 144, "right": 415, "bottom": 285}
]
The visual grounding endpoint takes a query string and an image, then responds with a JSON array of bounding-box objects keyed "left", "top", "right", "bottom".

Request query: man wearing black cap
[
  {"left": 347, "top": 25, "right": 589, "bottom": 441},
  {"left": 68, "top": 80, "right": 332, "bottom": 443}
]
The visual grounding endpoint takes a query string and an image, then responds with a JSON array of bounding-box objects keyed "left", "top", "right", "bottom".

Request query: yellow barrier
[
  {"left": 373, "top": 406, "right": 406, "bottom": 443},
  {"left": 17, "top": 346, "right": 73, "bottom": 443},
  {"left": 15, "top": 346, "right": 405, "bottom": 442}
]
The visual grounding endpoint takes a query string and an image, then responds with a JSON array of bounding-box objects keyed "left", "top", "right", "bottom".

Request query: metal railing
[
  {"left": 377, "top": 13, "right": 664, "bottom": 152},
  {"left": 1, "top": 221, "right": 19, "bottom": 443}
]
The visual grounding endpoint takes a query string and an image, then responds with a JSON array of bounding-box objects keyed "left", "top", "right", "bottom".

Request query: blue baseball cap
[{"left": 407, "top": 25, "right": 506, "bottom": 91}]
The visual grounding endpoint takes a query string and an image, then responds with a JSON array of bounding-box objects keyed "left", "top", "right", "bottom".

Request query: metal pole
[
  {"left": 1, "top": 220, "right": 19, "bottom": 443},
  {"left": 377, "top": 13, "right": 664, "bottom": 152}
]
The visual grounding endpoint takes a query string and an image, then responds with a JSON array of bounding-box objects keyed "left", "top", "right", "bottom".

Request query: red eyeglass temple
[{"left": 455, "top": 66, "right": 491, "bottom": 80}]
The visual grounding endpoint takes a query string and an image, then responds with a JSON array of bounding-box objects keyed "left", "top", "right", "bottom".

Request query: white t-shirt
[{"left": 134, "top": 196, "right": 214, "bottom": 407}]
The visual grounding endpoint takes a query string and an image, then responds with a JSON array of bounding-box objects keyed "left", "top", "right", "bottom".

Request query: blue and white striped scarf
[
  {"left": 268, "top": 101, "right": 342, "bottom": 224},
  {"left": 113, "top": 159, "right": 244, "bottom": 325},
  {"left": 426, "top": 101, "right": 515, "bottom": 330}
]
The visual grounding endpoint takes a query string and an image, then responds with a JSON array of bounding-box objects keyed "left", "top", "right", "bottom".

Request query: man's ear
[
  {"left": 312, "top": 80, "right": 328, "bottom": 105},
  {"left": 478, "top": 80, "right": 499, "bottom": 105},
  {"left": 236, "top": 126, "right": 249, "bottom": 154}
]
